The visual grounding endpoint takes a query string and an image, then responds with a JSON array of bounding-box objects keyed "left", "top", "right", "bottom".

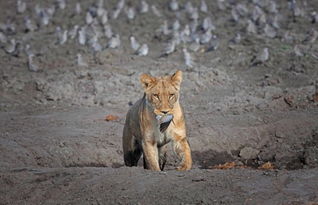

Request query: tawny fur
[{"left": 122, "top": 70, "right": 192, "bottom": 171}]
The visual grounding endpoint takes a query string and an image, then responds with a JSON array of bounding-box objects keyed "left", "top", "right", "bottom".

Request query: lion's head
[{"left": 140, "top": 70, "right": 182, "bottom": 116}]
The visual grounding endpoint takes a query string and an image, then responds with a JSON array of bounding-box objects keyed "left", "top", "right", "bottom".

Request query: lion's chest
[{"left": 157, "top": 131, "right": 172, "bottom": 147}]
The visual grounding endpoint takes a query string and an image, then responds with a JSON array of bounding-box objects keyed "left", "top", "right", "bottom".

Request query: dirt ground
[{"left": 1, "top": 0, "right": 318, "bottom": 204}]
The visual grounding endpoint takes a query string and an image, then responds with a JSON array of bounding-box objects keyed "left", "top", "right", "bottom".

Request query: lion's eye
[
  {"left": 169, "top": 94, "right": 175, "bottom": 99},
  {"left": 153, "top": 94, "right": 159, "bottom": 100}
]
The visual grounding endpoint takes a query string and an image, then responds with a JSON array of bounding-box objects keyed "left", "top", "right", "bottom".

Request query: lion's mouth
[{"left": 156, "top": 114, "right": 173, "bottom": 132}]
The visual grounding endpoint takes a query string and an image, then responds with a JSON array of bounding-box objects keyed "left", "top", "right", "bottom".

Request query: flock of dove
[{"left": 0, "top": 0, "right": 317, "bottom": 72}]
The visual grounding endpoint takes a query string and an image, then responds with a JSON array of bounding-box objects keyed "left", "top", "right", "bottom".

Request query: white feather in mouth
[{"left": 156, "top": 114, "right": 174, "bottom": 132}]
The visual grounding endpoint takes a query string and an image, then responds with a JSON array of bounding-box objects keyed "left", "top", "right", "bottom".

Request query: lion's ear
[
  {"left": 170, "top": 70, "right": 183, "bottom": 89},
  {"left": 140, "top": 73, "right": 156, "bottom": 90}
]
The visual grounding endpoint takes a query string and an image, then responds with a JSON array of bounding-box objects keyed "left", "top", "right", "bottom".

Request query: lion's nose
[{"left": 161, "top": 111, "right": 169, "bottom": 114}]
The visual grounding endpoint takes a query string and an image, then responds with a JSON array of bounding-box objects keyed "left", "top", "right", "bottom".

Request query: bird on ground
[
  {"left": 75, "top": 2, "right": 81, "bottom": 14},
  {"left": 151, "top": 5, "right": 162, "bottom": 17},
  {"left": 28, "top": 54, "right": 40, "bottom": 72},
  {"left": 104, "top": 24, "right": 113, "bottom": 39},
  {"left": 183, "top": 48, "right": 194, "bottom": 68},
  {"left": 78, "top": 27, "right": 86, "bottom": 45},
  {"left": 77, "top": 53, "right": 88, "bottom": 67},
  {"left": 251, "top": 48, "right": 269, "bottom": 65},
  {"left": 17, "top": 0, "right": 26, "bottom": 13},
  {"left": 69, "top": 25, "right": 79, "bottom": 39},
  {"left": 161, "top": 40, "right": 176, "bottom": 56},
  {"left": 139, "top": 1, "right": 149, "bottom": 13},
  {"left": 24, "top": 17, "right": 37, "bottom": 32},
  {"left": 169, "top": 0, "right": 179, "bottom": 11},
  {"left": 130, "top": 36, "right": 140, "bottom": 51},
  {"left": 200, "top": 0, "right": 208, "bottom": 13},
  {"left": 107, "top": 34, "right": 121, "bottom": 48},
  {"left": 136, "top": 44, "right": 149, "bottom": 56}
]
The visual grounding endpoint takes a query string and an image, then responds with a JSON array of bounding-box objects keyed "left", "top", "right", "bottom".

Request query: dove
[
  {"left": 104, "top": 24, "right": 113, "bottom": 39},
  {"left": 75, "top": 2, "right": 81, "bottom": 14},
  {"left": 189, "top": 7, "right": 199, "bottom": 20},
  {"left": 189, "top": 19, "right": 198, "bottom": 33},
  {"left": 86, "top": 12, "right": 94, "bottom": 25},
  {"left": 4, "top": 39, "right": 17, "bottom": 54},
  {"left": 246, "top": 20, "right": 257, "bottom": 34},
  {"left": 112, "top": 8, "right": 121, "bottom": 19},
  {"left": 17, "top": 0, "right": 26, "bottom": 13},
  {"left": 169, "top": 0, "right": 179, "bottom": 11},
  {"left": 139, "top": 1, "right": 149, "bottom": 13},
  {"left": 303, "top": 29, "right": 318, "bottom": 44},
  {"left": 46, "top": 6, "right": 56, "bottom": 17},
  {"left": 97, "top": 0, "right": 104, "bottom": 8},
  {"left": 264, "top": 24, "right": 276, "bottom": 38},
  {"left": 151, "top": 5, "right": 162, "bottom": 17},
  {"left": 161, "top": 40, "right": 176, "bottom": 56},
  {"left": 268, "top": 1, "right": 278, "bottom": 14},
  {"left": 130, "top": 36, "right": 140, "bottom": 51},
  {"left": 77, "top": 53, "right": 88, "bottom": 67},
  {"left": 230, "top": 33, "right": 241, "bottom": 44},
  {"left": 69, "top": 25, "right": 79, "bottom": 39},
  {"left": 217, "top": 0, "right": 225, "bottom": 10},
  {"left": 1, "top": 20, "right": 16, "bottom": 35},
  {"left": 188, "top": 39, "right": 200, "bottom": 52},
  {"left": 159, "top": 20, "right": 170, "bottom": 35},
  {"left": 311, "top": 11, "right": 318, "bottom": 24},
  {"left": 107, "top": 34, "right": 121, "bottom": 48},
  {"left": 28, "top": 54, "right": 39, "bottom": 72},
  {"left": 252, "top": 6, "right": 264, "bottom": 22},
  {"left": 252, "top": 48, "right": 269, "bottom": 65},
  {"left": 202, "top": 17, "right": 215, "bottom": 31},
  {"left": 185, "top": 1, "right": 194, "bottom": 14},
  {"left": 200, "top": 29, "right": 212, "bottom": 44},
  {"left": 136, "top": 44, "right": 149, "bottom": 56},
  {"left": 200, "top": 0, "right": 208, "bottom": 13},
  {"left": 78, "top": 27, "right": 86, "bottom": 45},
  {"left": 236, "top": 4, "right": 248, "bottom": 16},
  {"left": 97, "top": 7, "right": 106, "bottom": 17},
  {"left": 39, "top": 10, "right": 50, "bottom": 26},
  {"left": 0, "top": 32, "right": 7, "bottom": 44},
  {"left": 100, "top": 11, "right": 108, "bottom": 25},
  {"left": 183, "top": 48, "right": 194, "bottom": 68},
  {"left": 126, "top": 7, "right": 135, "bottom": 20},
  {"left": 293, "top": 45, "right": 303, "bottom": 57},
  {"left": 231, "top": 8, "right": 239, "bottom": 22},
  {"left": 24, "top": 44, "right": 32, "bottom": 56},
  {"left": 59, "top": 30, "right": 68, "bottom": 45},
  {"left": 172, "top": 19, "right": 180, "bottom": 31},
  {"left": 116, "top": 0, "right": 125, "bottom": 10},
  {"left": 24, "top": 17, "right": 37, "bottom": 32},
  {"left": 206, "top": 35, "right": 219, "bottom": 52},
  {"left": 89, "top": 36, "right": 102, "bottom": 52},
  {"left": 172, "top": 31, "right": 181, "bottom": 45},
  {"left": 56, "top": 0, "right": 66, "bottom": 10}
]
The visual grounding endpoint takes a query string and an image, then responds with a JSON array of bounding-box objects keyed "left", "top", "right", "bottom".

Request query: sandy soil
[{"left": 1, "top": 0, "right": 318, "bottom": 204}]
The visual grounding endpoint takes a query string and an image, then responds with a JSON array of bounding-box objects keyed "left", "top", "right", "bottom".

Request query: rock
[{"left": 239, "top": 147, "right": 259, "bottom": 159}]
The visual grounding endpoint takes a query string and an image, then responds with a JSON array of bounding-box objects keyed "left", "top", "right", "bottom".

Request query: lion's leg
[
  {"left": 123, "top": 126, "right": 141, "bottom": 166},
  {"left": 158, "top": 145, "right": 168, "bottom": 171},
  {"left": 172, "top": 136, "right": 192, "bottom": 171},
  {"left": 142, "top": 141, "right": 161, "bottom": 171}
]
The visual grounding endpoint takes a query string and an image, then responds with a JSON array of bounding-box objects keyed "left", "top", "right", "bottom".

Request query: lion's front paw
[{"left": 176, "top": 165, "right": 191, "bottom": 171}]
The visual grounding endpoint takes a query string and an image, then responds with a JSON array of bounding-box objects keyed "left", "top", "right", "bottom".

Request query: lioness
[{"left": 122, "top": 70, "right": 192, "bottom": 171}]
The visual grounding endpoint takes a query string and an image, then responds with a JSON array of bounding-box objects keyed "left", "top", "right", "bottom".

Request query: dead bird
[{"left": 156, "top": 114, "right": 174, "bottom": 132}]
